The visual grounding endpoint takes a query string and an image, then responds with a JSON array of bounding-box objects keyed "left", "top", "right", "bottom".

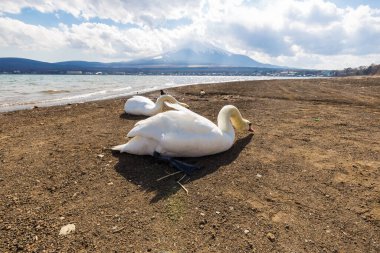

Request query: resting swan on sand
[
  {"left": 113, "top": 103, "right": 253, "bottom": 173},
  {"left": 124, "top": 94, "right": 189, "bottom": 116}
]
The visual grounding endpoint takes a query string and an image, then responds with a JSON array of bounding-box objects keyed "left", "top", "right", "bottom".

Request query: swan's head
[
  {"left": 232, "top": 117, "right": 254, "bottom": 132},
  {"left": 218, "top": 105, "right": 254, "bottom": 133},
  {"left": 159, "top": 95, "right": 189, "bottom": 108},
  {"left": 229, "top": 107, "right": 254, "bottom": 132}
]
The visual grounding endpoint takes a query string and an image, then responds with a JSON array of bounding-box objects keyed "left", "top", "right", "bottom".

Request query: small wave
[
  {"left": 42, "top": 90, "right": 108, "bottom": 102},
  {"left": 40, "top": 89, "right": 71, "bottom": 94},
  {"left": 111, "top": 87, "right": 132, "bottom": 92}
]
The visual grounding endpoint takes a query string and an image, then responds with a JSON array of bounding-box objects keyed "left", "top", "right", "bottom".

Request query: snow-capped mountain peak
[{"left": 126, "top": 41, "right": 280, "bottom": 68}]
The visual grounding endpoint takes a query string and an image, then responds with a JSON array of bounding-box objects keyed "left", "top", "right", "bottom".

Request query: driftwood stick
[
  {"left": 156, "top": 171, "right": 182, "bottom": 181},
  {"left": 177, "top": 180, "right": 189, "bottom": 195}
]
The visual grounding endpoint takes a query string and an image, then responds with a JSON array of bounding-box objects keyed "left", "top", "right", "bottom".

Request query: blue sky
[{"left": 0, "top": 0, "right": 379, "bottom": 69}]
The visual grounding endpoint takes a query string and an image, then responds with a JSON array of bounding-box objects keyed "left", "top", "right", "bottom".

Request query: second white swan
[{"left": 124, "top": 94, "right": 189, "bottom": 116}]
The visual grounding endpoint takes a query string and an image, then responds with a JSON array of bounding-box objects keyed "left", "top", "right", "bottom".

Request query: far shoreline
[{"left": 0, "top": 76, "right": 330, "bottom": 114}]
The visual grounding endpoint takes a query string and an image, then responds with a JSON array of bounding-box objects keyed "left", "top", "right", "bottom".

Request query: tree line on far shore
[{"left": 335, "top": 64, "right": 380, "bottom": 76}]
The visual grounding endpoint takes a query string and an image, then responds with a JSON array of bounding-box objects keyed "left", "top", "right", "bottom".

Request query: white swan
[
  {"left": 113, "top": 104, "right": 253, "bottom": 157},
  {"left": 124, "top": 94, "right": 189, "bottom": 116}
]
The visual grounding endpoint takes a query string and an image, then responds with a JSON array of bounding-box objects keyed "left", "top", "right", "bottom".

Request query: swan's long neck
[
  {"left": 217, "top": 105, "right": 243, "bottom": 138},
  {"left": 151, "top": 95, "right": 177, "bottom": 114}
]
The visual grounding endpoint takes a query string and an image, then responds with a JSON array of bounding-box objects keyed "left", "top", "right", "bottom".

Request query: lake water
[{"left": 0, "top": 74, "right": 298, "bottom": 112}]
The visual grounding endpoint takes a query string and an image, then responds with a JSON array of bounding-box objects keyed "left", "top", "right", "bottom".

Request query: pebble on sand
[
  {"left": 59, "top": 224, "right": 76, "bottom": 236},
  {"left": 267, "top": 232, "right": 276, "bottom": 242}
]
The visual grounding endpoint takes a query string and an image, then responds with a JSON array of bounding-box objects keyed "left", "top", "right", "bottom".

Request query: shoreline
[
  {"left": 0, "top": 75, "right": 325, "bottom": 113},
  {"left": 1, "top": 77, "right": 379, "bottom": 252}
]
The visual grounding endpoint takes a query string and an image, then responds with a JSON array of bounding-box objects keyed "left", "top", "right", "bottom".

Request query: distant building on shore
[{"left": 66, "top": 71, "right": 82, "bottom": 75}]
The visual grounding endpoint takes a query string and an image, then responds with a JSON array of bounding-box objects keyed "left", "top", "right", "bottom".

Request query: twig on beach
[
  {"left": 177, "top": 174, "right": 186, "bottom": 183},
  {"left": 156, "top": 171, "right": 182, "bottom": 181},
  {"left": 112, "top": 226, "right": 126, "bottom": 233},
  {"left": 177, "top": 180, "right": 189, "bottom": 195},
  {"left": 177, "top": 174, "right": 189, "bottom": 195},
  {"left": 156, "top": 170, "right": 189, "bottom": 194}
]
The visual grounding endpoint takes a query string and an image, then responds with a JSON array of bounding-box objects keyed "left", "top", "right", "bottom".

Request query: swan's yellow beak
[{"left": 248, "top": 123, "right": 254, "bottom": 132}]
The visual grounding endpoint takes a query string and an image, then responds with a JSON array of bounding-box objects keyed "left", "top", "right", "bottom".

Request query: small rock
[
  {"left": 107, "top": 182, "right": 114, "bottom": 185},
  {"left": 59, "top": 224, "right": 75, "bottom": 236},
  {"left": 267, "top": 232, "right": 276, "bottom": 242},
  {"left": 215, "top": 211, "right": 220, "bottom": 214},
  {"left": 256, "top": 174, "right": 262, "bottom": 178},
  {"left": 244, "top": 229, "right": 250, "bottom": 234},
  {"left": 97, "top": 154, "right": 104, "bottom": 158},
  {"left": 59, "top": 216, "right": 65, "bottom": 220},
  {"left": 200, "top": 212, "right": 205, "bottom": 216},
  {"left": 199, "top": 219, "right": 207, "bottom": 225}
]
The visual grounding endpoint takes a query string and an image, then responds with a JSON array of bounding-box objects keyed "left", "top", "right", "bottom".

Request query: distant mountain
[
  {"left": 0, "top": 43, "right": 283, "bottom": 72},
  {"left": 0, "top": 58, "right": 113, "bottom": 73},
  {"left": 126, "top": 42, "right": 281, "bottom": 68},
  {"left": 0, "top": 58, "right": 56, "bottom": 71}
]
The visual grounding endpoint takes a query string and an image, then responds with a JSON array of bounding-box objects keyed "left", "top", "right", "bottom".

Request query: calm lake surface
[{"left": 0, "top": 75, "right": 299, "bottom": 112}]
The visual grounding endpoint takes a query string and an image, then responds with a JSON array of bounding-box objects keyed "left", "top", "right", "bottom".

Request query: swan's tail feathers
[
  {"left": 111, "top": 144, "right": 127, "bottom": 152},
  {"left": 153, "top": 152, "right": 201, "bottom": 175},
  {"left": 112, "top": 137, "right": 157, "bottom": 155}
]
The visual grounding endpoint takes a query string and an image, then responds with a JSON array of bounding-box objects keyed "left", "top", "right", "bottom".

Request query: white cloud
[
  {"left": 0, "top": 17, "right": 65, "bottom": 50},
  {"left": 0, "top": 0, "right": 379, "bottom": 68},
  {"left": 0, "top": 0, "right": 203, "bottom": 26}
]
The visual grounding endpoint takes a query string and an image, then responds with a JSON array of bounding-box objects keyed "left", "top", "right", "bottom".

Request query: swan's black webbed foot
[{"left": 153, "top": 151, "right": 201, "bottom": 175}]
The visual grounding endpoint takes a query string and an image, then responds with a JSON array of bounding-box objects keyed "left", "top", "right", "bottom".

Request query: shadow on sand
[
  {"left": 113, "top": 133, "right": 254, "bottom": 203},
  {"left": 119, "top": 112, "right": 147, "bottom": 121}
]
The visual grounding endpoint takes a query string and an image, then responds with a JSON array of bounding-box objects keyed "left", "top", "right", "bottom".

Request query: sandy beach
[{"left": 1, "top": 77, "right": 379, "bottom": 252}]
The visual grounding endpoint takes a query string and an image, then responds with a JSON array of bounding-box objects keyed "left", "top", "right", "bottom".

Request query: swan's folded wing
[
  {"left": 129, "top": 96, "right": 154, "bottom": 105},
  {"left": 164, "top": 102, "right": 191, "bottom": 112},
  {"left": 125, "top": 96, "right": 155, "bottom": 113},
  {"left": 127, "top": 110, "right": 219, "bottom": 141}
]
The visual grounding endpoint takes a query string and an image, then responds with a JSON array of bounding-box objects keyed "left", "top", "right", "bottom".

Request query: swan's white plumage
[
  {"left": 124, "top": 96, "right": 155, "bottom": 115},
  {"left": 113, "top": 104, "right": 251, "bottom": 157},
  {"left": 124, "top": 95, "right": 188, "bottom": 116}
]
